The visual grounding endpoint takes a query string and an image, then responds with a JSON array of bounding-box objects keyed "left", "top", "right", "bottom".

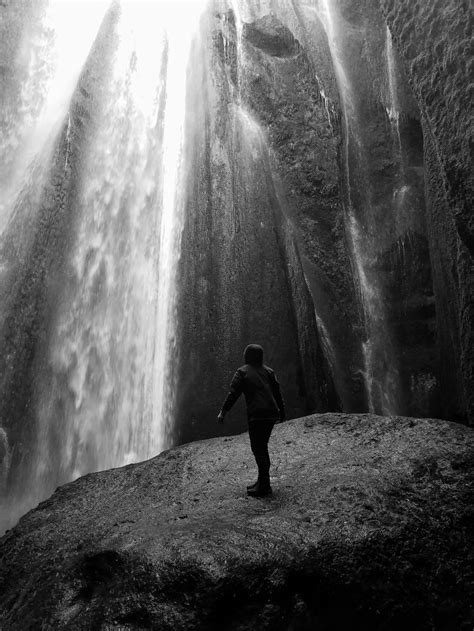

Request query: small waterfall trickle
[
  {"left": 319, "top": 89, "right": 334, "bottom": 131},
  {"left": 385, "top": 27, "right": 400, "bottom": 129},
  {"left": 0, "top": 428, "right": 10, "bottom": 495},
  {"left": 385, "top": 25, "right": 411, "bottom": 238}
]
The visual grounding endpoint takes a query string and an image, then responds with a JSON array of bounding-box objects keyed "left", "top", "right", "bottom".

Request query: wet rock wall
[
  {"left": 331, "top": 0, "right": 438, "bottom": 415},
  {"left": 379, "top": 0, "right": 474, "bottom": 423},
  {"left": 239, "top": 12, "right": 367, "bottom": 412},
  {"left": 228, "top": 1, "right": 440, "bottom": 419},
  {"left": 173, "top": 12, "right": 330, "bottom": 444}
]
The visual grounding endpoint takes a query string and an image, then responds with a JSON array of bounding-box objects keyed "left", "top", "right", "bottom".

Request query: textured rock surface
[
  {"left": 378, "top": 0, "right": 474, "bottom": 423},
  {"left": 1, "top": 414, "right": 473, "bottom": 630},
  {"left": 320, "top": 0, "right": 437, "bottom": 417},
  {"left": 240, "top": 13, "right": 366, "bottom": 412},
  {"left": 225, "top": 2, "right": 440, "bottom": 418},
  {"left": 173, "top": 10, "right": 330, "bottom": 446}
]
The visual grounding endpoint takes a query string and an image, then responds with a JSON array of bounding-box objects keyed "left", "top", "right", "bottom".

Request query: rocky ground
[{"left": 0, "top": 413, "right": 473, "bottom": 630}]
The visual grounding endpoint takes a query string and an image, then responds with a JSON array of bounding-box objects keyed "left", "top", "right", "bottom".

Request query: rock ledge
[{"left": 0, "top": 414, "right": 473, "bottom": 629}]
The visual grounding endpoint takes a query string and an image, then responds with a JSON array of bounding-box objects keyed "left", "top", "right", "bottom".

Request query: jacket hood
[{"left": 244, "top": 344, "right": 264, "bottom": 366}]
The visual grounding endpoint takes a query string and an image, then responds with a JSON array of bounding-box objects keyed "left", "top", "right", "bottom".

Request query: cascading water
[{"left": 0, "top": 0, "right": 207, "bottom": 533}]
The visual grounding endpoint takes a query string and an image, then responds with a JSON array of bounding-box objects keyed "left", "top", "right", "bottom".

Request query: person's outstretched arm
[
  {"left": 270, "top": 372, "right": 285, "bottom": 421},
  {"left": 217, "top": 369, "right": 244, "bottom": 423}
]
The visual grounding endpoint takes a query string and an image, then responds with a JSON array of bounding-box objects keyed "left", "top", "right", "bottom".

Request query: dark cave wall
[
  {"left": 378, "top": 0, "right": 474, "bottom": 423},
  {"left": 173, "top": 13, "right": 329, "bottom": 444}
]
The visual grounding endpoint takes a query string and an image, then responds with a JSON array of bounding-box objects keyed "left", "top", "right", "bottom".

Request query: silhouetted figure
[{"left": 217, "top": 344, "right": 285, "bottom": 497}]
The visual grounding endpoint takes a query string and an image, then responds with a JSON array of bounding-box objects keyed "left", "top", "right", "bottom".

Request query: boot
[{"left": 247, "top": 477, "right": 272, "bottom": 497}]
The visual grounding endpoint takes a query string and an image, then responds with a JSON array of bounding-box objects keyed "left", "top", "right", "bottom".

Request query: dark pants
[{"left": 248, "top": 419, "right": 275, "bottom": 481}]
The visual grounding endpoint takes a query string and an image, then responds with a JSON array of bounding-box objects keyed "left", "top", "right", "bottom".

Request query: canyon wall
[
  {"left": 378, "top": 0, "right": 473, "bottom": 424},
  {"left": 320, "top": 0, "right": 438, "bottom": 414},
  {"left": 239, "top": 12, "right": 366, "bottom": 413},
  {"left": 173, "top": 10, "right": 332, "bottom": 444},
  {"left": 195, "top": 0, "right": 440, "bottom": 426},
  {"left": 175, "top": 0, "right": 446, "bottom": 440}
]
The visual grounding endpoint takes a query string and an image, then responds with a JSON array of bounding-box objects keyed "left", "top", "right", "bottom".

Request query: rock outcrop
[{"left": 1, "top": 414, "right": 473, "bottom": 630}]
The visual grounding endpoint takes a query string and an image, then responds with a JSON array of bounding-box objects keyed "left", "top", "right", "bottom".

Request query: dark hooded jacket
[{"left": 221, "top": 344, "right": 285, "bottom": 422}]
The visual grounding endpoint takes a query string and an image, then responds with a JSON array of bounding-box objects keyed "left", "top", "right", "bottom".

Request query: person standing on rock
[{"left": 217, "top": 344, "right": 285, "bottom": 497}]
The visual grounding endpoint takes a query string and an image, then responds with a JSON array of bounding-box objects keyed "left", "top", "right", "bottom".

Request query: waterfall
[{"left": 0, "top": 0, "right": 207, "bottom": 533}]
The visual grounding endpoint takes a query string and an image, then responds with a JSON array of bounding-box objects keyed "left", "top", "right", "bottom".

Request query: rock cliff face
[
  {"left": 175, "top": 0, "right": 453, "bottom": 437},
  {"left": 211, "top": 1, "right": 440, "bottom": 420},
  {"left": 173, "top": 10, "right": 331, "bottom": 446},
  {"left": 377, "top": 0, "right": 473, "bottom": 424},
  {"left": 323, "top": 0, "right": 437, "bottom": 417},
  {"left": 239, "top": 13, "right": 366, "bottom": 413},
  {"left": 207, "top": 0, "right": 472, "bottom": 423},
  {"left": 1, "top": 414, "right": 473, "bottom": 630}
]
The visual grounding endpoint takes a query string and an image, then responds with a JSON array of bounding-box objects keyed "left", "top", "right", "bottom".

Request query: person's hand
[{"left": 217, "top": 411, "right": 225, "bottom": 424}]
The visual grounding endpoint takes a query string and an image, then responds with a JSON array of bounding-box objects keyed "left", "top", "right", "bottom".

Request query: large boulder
[{"left": 1, "top": 413, "right": 473, "bottom": 630}]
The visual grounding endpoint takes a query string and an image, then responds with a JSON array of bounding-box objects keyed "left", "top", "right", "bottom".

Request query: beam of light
[{"left": 0, "top": 0, "right": 112, "bottom": 233}]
